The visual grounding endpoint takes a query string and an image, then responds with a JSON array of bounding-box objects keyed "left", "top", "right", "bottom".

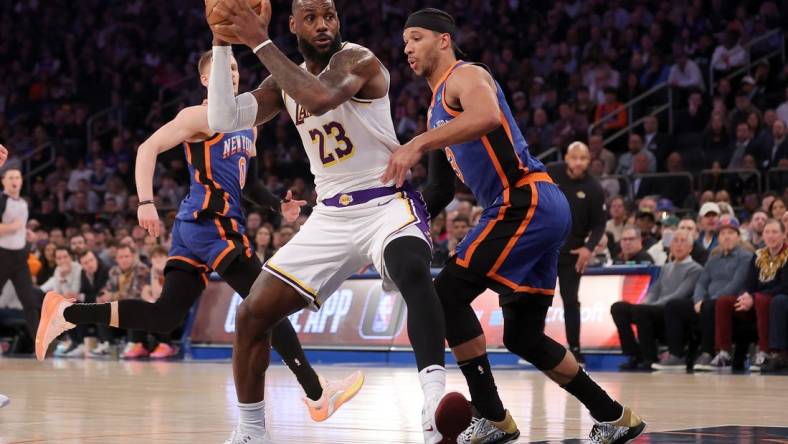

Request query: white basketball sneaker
[
  {"left": 223, "top": 426, "right": 273, "bottom": 444},
  {"left": 36, "top": 292, "right": 75, "bottom": 361},
  {"left": 0, "top": 394, "right": 9, "bottom": 408},
  {"left": 422, "top": 395, "right": 443, "bottom": 444}
]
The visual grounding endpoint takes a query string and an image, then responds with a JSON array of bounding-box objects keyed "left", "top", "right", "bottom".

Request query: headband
[
  {"left": 404, "top": 9, "right": 466, "bottom": 57},
  {"left": 404, "top": 9, "right": 457, "bottom": 36}
]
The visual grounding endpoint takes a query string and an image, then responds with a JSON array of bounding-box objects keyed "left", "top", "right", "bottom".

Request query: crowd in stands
[{"left": 1, "top": 1, "right": 788, "bottom": 371}]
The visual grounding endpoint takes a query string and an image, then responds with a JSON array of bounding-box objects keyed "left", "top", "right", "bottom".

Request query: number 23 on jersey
[{"left": 309, "top": 121, "right": 355, "bottom": 167}]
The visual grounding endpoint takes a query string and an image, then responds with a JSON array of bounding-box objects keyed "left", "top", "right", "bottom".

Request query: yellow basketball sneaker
[
  {"left": 303, "top": 370, "right": 365, "bottom": 422},
  {"left": 35, "top": 292, "right": 75, "bottom": 361}
]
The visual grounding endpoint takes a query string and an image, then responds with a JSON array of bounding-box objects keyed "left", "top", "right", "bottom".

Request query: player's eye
[{"left": 325, "top": 14, "right": 335, "bottom": 20}]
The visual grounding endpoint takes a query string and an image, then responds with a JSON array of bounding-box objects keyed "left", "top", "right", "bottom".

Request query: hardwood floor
[{"left": 1, "top": 358, "right": 786, "bottom": 443}]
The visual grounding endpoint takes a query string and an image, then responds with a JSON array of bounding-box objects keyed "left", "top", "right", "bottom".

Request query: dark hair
[
  {"left": 1, "top": 167, "right": 22, "bottom": 179},
  {"left": 78, "top": 250, "right": 96, "bottom": 260},
  {"left": 150, "top": 246, "right": 168, "bottom": 258},
  {"left": 54, "top": 246, "right": 72, "bottom": 256},
  {"left": 292, "top": 0, "right": 336, "bottom": 14},
  {"left": 116, "top": 243, "right": 136, "bottom": 254},
  {"left": 769, "top": 197, "right": 786, "bottom": 217},
  {"left": 453, "top": 215, "right": 471, "bottom": 225}
]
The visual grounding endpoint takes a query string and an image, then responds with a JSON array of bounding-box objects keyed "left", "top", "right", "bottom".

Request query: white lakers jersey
[{"left": 282, "top": 43, "right": 400, "bottom": 201}]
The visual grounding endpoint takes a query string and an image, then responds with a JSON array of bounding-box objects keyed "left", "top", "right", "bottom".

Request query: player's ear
[
  {"left": 442, "top": 34, "right": 452, "bottom": 52},
  {"left": 200, "top": 75, "right": 209, "bottom": 88},
  {"left": 289, "top": 15, "right": 296, "bottom": 34}
]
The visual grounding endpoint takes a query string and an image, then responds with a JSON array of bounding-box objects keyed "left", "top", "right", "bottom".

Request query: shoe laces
[
  {"left": 459, "top": 417, "right": 482, "bottom": 441},
  {"left": 589, "top": 423, "right": 620, "bottom": 443}
]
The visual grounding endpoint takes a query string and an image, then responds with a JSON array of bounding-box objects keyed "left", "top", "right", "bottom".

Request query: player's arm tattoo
[
  {"left": 251, "top": 75, "right": 284, "bottom": 127},
  {"left": 254, "top": 43, "right": 378, "bottom": 115}
]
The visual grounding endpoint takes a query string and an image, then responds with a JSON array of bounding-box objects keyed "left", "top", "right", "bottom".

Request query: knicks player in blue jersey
[
  {"left": 35, "top": 50, "right": 363, "bottom": 422},
  {"left": 384, "top": 9, "right": 647, "bottom": 444}
]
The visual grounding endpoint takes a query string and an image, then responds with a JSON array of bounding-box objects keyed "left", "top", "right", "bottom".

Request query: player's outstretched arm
[
  {"left": 382, "top": 65, "right": 501, "bottom": 187},
  {"left": 211, "top": 0, "right": 380, "bottom": 116},
  {"left": 136, "top": 106, "right": 210, "bottom": 237},
  {"left": 207, "top": 41, "right": 284, "bottom": 133},
  {"left": 0, "top": 144, "right": 7, "bottom": 167}
]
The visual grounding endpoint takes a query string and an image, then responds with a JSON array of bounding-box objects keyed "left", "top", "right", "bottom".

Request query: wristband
[
  {"left": 253, "top": 40, "right": 273, "bottom": 54},
  {"left": 137, "top": 200, "right": 155, "bottom": 208}
]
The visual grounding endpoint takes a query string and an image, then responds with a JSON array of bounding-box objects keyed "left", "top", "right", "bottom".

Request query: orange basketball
[{"left": 205, "top": 0, "right": 265, "bottom": 44}]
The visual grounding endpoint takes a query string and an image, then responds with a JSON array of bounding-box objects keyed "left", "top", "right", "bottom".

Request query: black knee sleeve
[
  {"left": 502, "top": 299, "right": 567, "bottom": 370},
  {"left": 384, "top": 236, "right": 446, "bottom": 370},
  {"left": 221, "top": 254, "right": 264, "bottom": 297},
  {"left": 434, "top": 269, "right": 485, "bottom": 347}
]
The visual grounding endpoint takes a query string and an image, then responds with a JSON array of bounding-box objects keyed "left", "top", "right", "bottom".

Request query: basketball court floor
[{"left": 1, "top": 358, "right": 786, "bottom": 443}]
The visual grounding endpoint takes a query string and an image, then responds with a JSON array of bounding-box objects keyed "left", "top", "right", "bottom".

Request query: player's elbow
[
  {"left": 207, "top": 111, "right": 237, "bottom": 134},
  {"left": 303, "top": 94, "right": 337, "bottom": 116},
  {"left": 304, "top": 103, "right": 332, "bottom": 117}
]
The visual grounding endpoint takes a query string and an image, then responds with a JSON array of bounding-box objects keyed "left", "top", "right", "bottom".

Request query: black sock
[
  {"left": 562, "top": 368, "right": 623, "bottom": 422},
  {"left": 271, "top": 320, "right": 323, "bottom": 401},
  {"left": 63, "top": 304, "right": 110, "bottom": 325},
  {"left": 458, "top": 354, "right": 506, "bottom": 422}
]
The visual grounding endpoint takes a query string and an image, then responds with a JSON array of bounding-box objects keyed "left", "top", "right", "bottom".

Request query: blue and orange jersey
[
  {"left": 176, "top": 129, "right": 255, "bottom": 222},
  {"left": 427, "top": 61, "right": 546, "bottom": 209}
]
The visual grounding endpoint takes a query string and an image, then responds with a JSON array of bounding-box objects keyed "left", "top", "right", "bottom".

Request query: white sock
[
  {"left": 238, "top": 400, "right": 266, "bottom": 433},
  {"left": 419, "top": 365, "right": 446, "bottom": 404}
]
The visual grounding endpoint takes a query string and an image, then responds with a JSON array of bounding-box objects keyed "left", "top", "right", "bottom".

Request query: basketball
[
  {"left": 205, "top": 0, "right": 265, "bottom": 44},
  {"left": 434, "top": 392, "right": 473, "bottom": 443}
]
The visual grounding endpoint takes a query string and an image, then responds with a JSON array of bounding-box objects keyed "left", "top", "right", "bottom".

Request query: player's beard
[{"left": 298, "top": 31, "right": 343, "bottom": 67}]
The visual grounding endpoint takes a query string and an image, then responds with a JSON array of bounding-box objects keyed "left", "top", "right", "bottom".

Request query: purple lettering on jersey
[
  {"left": 295, "top": 103, "right": 312, "bottom": 125},
  {"left": 309, "top": 122, "right": 356, "bottom": 167}
]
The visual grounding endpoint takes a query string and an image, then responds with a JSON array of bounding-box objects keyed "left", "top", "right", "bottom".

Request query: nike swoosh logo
[
  {"left": 426, "top": 368, "right": 445, "bottom": 373},
  {"left": 425, "top": 426, "right": 434, "bottom": 432}
]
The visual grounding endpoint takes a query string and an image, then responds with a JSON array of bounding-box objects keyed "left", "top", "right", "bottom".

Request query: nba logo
[
  {"left": 359, "top": 284, "right": 405, "bottom": 339},
  {"left": 372, "top": 292, "right": 395, "bottom": 333}
]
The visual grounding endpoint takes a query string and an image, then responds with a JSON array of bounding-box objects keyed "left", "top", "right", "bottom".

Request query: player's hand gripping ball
[{"left": 206, "top": 0, "right": 270, "bottom": 44}]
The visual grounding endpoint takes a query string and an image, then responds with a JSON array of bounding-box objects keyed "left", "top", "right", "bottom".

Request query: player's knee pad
[
  {"left": 503, "top": 325, "right": 566, "bottom": 371},
  {"left": 435, "top": 272, "right": 484, "bottom": 347},
  {"left": 383, "top": 237, "right": 432, "bottom": 287}
]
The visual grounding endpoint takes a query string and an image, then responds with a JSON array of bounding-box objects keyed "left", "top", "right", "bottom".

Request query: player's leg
[
  {"left": 557, "top": 258, "right": 583, "bottom": 363},
  {"left": 501, "top": 297, "right": 646, "bottom": 443},
  {"left": 219, "top": 254, "right": 323, "bottom": 403},
  {"left": 7, "top": 255, "right": 41, "bottom": 339},
  {"left": 37, "top": 267, "right": 205, "bottom": 360},
  {"left": 383, "top": 236, "right": 446, "bottom": 377},
  {"left": 227, "top": 211, "right": 367, "bottom": 442},
  {"left": 228, "top": 270, "right": 306, "bottom": 442},
  {"left": 435, "top": 265, "right": 519, "bottom": 444},
  {"left": 383, "top": 236, "right": 456, "bottom": 444}
]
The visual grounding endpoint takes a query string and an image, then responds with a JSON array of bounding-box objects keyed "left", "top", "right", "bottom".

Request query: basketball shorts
[
  {"left": 166, "top": 217, "right": 253, "bottom": 279},
  {"left": 448, "top": 172, "right": 571, "bottom": 305},
  {"left": 263, "top": 185, "right": 431, "bottom": 311}
]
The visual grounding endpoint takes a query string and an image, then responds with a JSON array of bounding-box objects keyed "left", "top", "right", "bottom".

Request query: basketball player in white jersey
[
  {"left": 0, "top": 143, "right": 8, "bottom": 410},
  {"left": 207, "top": 1, "right": 458, "bottom": 443}
]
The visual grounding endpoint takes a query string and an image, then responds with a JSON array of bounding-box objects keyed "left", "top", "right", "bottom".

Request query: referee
[
  {"left": 0, "top": 155, "right": 39, "bottom": 346},
  {"left": 547, "top": 141, "right": 606, "bottom": 364}
]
